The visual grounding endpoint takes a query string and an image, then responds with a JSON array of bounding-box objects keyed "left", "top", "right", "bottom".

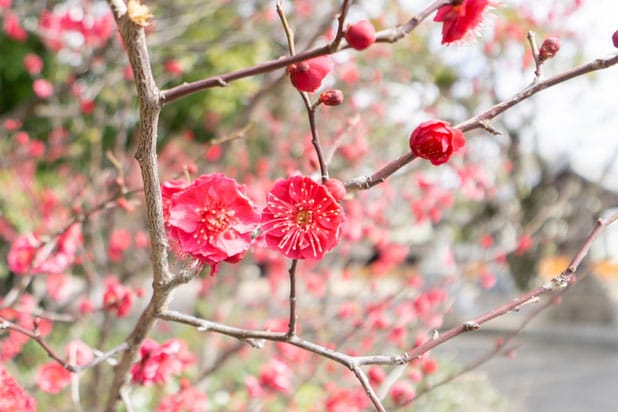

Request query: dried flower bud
[
  {"left": 613, "top": 30, "right": 618, "bottom": 48},
  {"left": 538, "top": 36, "right": 560, "bottom": 62},
  {"left": 127, "top": 0, "right": 153, "bottom": 27},
  {"left": 319, "top": 89, "right": 344, "bottom": 106}
]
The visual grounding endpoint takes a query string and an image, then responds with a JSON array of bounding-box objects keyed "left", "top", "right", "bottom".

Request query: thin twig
[
  {"left": 276, "top": 1, "right": 330, "bottom": 181},
  {"left": 329, "top": 0, "right": 352, "bottom": 51},
  {"left": 375, "top": 0, "right": 450, "bottom": 44},
  {"left": 351, "top": 364, "right": 386, "bottom": 412},
  {"left": 456, "top": 53, "right": 618, "bottom": 132},
  {"left": 276, "top": 2, "right": 296, "bottom": 56},
  {"left": 307, "top": 101, "right": 330, "bottom": 182},
  {"left": 287, "top": 259, "right": 299, "bottom": 337},
  {"left": 409, "top": 297, "right": 553, "bottom": 407},
  {"left": 0, "top": 316, "right": 129, "bottom": 373},
  {"left": 344, "top": 152, "right": 416, "bottom": 192},
  {"left": 527, "top": 31, "right": 542, "bottom": 78}
]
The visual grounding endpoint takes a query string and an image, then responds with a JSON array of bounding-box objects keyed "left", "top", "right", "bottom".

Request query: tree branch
[
  {"left": 0, "top": 316, "right": 129, "bottom": 373},
  {"left": 103, "top": 2, "right": 177, "bottom": 410},
  {"left": 344, "top": 52, "right": 618, "bottom": 192},
  {"left": 456, "top": 53, "right": 618, "bottom": 132},
  {"left": 159, "top": 0, "right": 448, "bottom": 104}
]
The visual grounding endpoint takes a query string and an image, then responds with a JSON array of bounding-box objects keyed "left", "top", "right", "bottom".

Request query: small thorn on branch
[
  {"left": 216, "top": 78, "right": 228, "bottom": 87},
  {"left": 246, "top": 338, "right": 265, "bottom": 349},
  {"left": 479, "top": 120, "right": 501, "bottom": 135},
  {"left": 512, "top": 296, "right": 540, "bottom": 312}
]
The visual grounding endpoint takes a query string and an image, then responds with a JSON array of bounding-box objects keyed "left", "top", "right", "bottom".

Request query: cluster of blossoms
[
  {"left": 156, "top": 378, "right": 208, "bottom": 412},
  {"left": 36, "top": 340, "right": 93, "bottom": 394},
  {"left": 131, "top": 339, "right": 195, "bottom": 386},
  {"left": 7, "top": 223, "right": 82, "bottom": 275},
  {"left": 162, "top": 173, "right": 346, "bottom": 271},
  {"left": 38, "top": 4, "right": 116, "bottom": 53},
  {"left": 0, "top": 366, "right": 36, "bottom": 411},
  {"left": 0, "top": 295, "right": 53, "bottom": 361},
  {"left": 102, "top": 276, "right": 142, "bottom": 318}
]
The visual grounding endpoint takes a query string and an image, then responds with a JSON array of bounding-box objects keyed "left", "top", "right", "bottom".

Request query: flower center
[
  {"left": 195, "top": 208, "right": 236, "bottom": 243},
  {"left": 205, "top": 209, "right": 231, "bottom": 230},
  {"left": 294, "top": 209, "right": 312, "bottom": 229}
]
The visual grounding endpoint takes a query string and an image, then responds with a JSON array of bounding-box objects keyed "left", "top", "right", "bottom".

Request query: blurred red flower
[{"left": 434, "top": 0, "right": 490, "bottom": 45}]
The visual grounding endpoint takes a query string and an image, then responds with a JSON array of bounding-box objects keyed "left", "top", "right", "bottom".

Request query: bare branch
[
  {"left": 350, "top": 364, "right": 386, "bottom": 412},
  {"left": 344, "top": 152, "right": 416, "bottom": 192},
  {"left": 456, "top": 53, "right": 618, "bottom": 132}
]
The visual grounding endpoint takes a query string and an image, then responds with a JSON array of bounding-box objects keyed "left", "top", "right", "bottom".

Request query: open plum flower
[
  {"left": 261, "top": 176, "right": 345, "bottom": 260},
  {"left": 163, "top": 173, "right": 260, "bottom": 274}
]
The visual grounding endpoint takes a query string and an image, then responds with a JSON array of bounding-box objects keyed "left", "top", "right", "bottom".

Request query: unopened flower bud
[
  {"left": 324, "top": 178, "right": 346, "bottom": 201},
  {"left": 345, "top": 20, "right": 376, "bottom": 50},
  {"left": 319, "top": 89, "right": 344, "bottom": 106},
  {"left": 612, "top": 30, "right": 618, "bottom": 48},
  {"left": 538, "top": 36, "right": 560, "bottom": 62}
]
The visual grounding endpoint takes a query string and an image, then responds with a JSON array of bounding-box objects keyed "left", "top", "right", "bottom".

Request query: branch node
[
  {"left": 398, "top": 353, "right": 411, "bottom": 364},
  {"left": 463, "top": 321, "right": 480, "bottom": 331},
  {"left": 544, "top": 274, "right": 569, "bottom": 290},
  {"left": 216, "top": 78, "right": 229, "bottom": 87}
]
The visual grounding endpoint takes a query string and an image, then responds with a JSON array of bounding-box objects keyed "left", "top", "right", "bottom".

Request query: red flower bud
[
  {"left": 287, "top": 56, "right": 333, "bottom": 92},
  {"left": 344, "top": 20, "right": 376, "bottom": 50},
  {"left": 324, "top": 178, "right": 346, "bottom": 201},
  {"left": 613, "top": 30, "right": 618, "bottom": 48},
  {"left": 409, "top": 120, "right": 465, "bottom": 166},
  {"left": 539, "top": 36, "right": 560, "bottom": 62},
  {"left": 319, "top": 89, "right": 344, "bottom": 106}
]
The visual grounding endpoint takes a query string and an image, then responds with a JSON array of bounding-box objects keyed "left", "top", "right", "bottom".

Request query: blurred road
[{"left": 437, "top": 328, "right": 618, "bottom": 412}]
